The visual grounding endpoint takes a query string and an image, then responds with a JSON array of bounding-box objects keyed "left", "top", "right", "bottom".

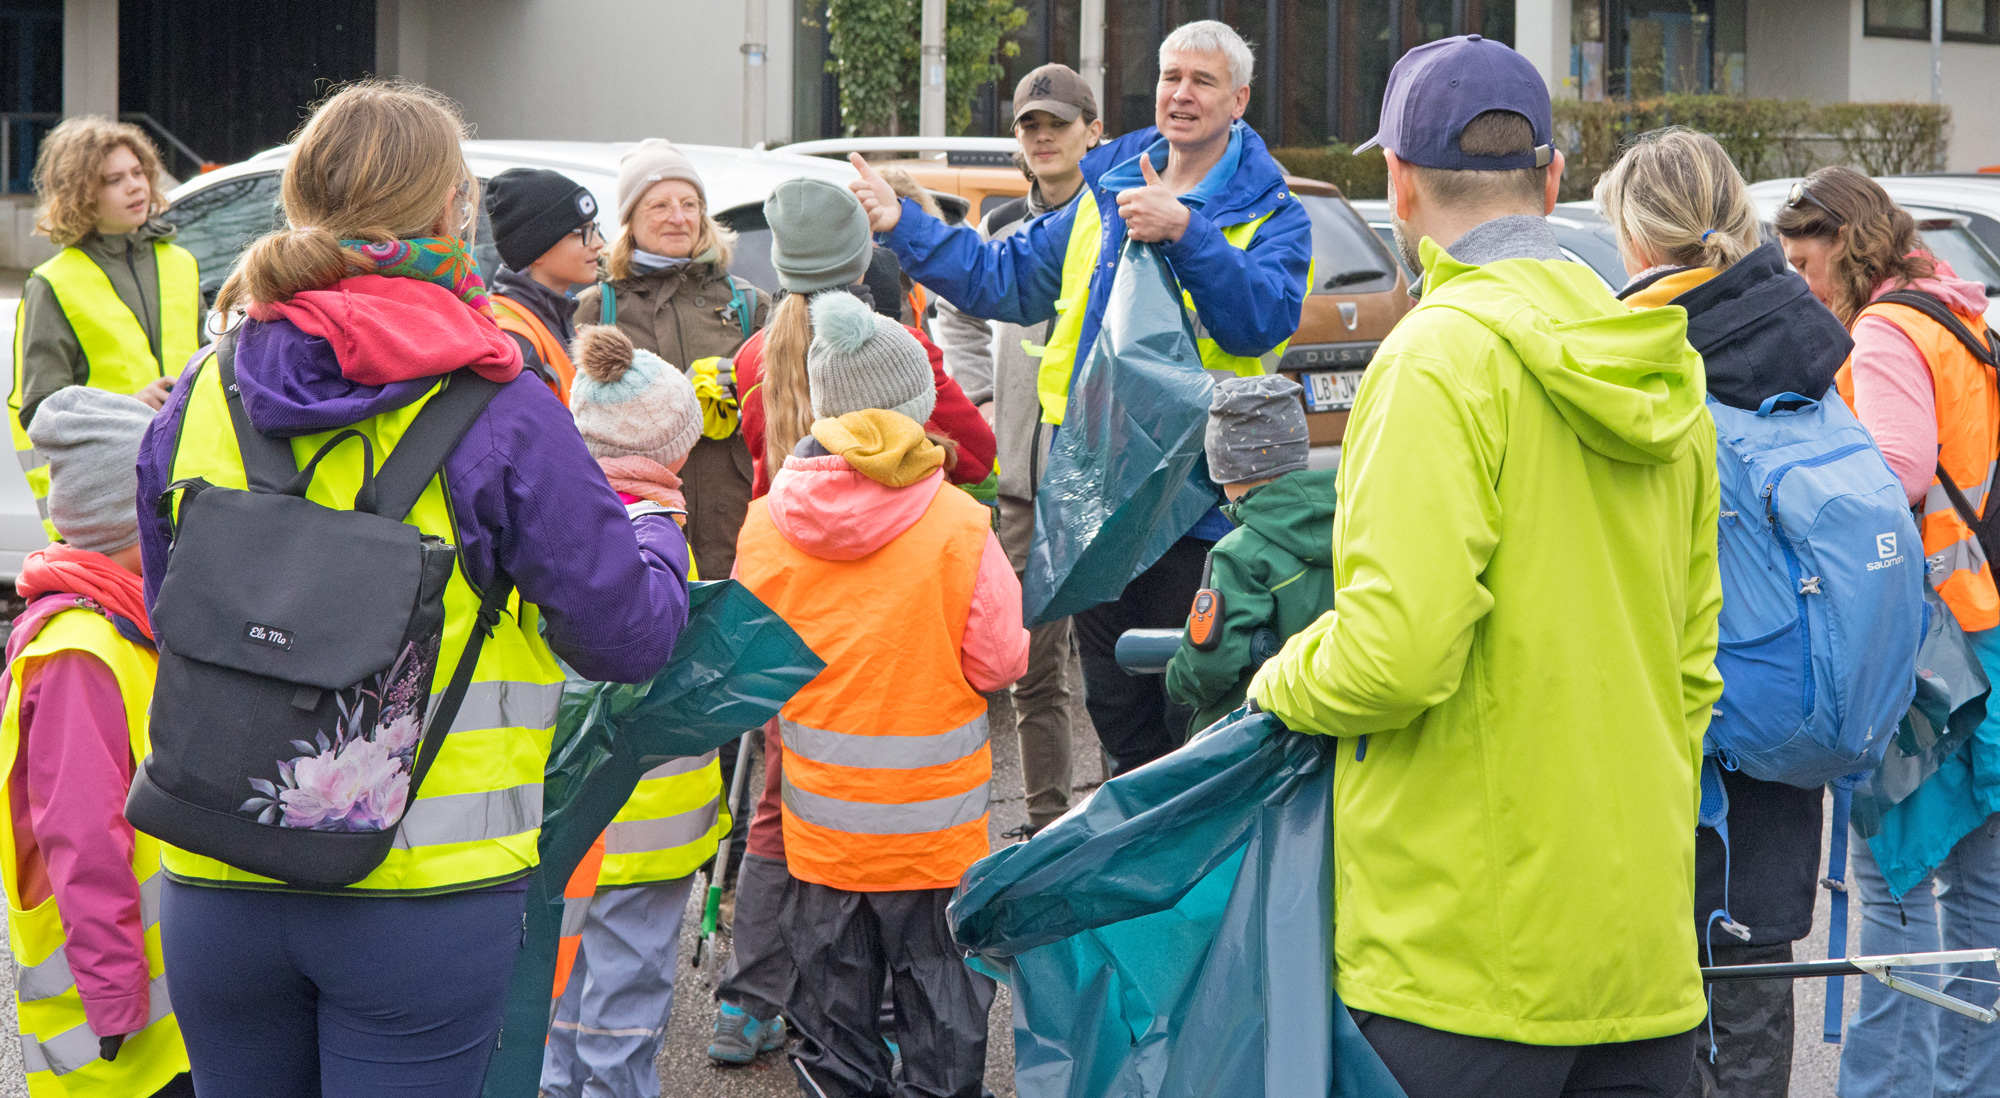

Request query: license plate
[{"left": 1301, "top": 369, "right": 1365, "bottom": 412}]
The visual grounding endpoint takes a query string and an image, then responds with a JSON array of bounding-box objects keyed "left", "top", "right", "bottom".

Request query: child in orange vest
[
  {"left": 484, "top": 168, "right": 602, "bottom": 401},
  {"left": 733, "top": 291, "right": 1027, "bottom": 1097}
]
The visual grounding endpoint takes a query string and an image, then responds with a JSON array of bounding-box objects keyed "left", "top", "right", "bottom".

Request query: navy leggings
[{"left": 159, "top": 879, "right": 527, "bottom": 1098}]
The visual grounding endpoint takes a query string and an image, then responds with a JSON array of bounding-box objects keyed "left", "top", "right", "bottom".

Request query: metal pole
[
  {"left": 1265, "top": 0, "right": 1281, "bottom": 136},
  {"left": 920, "top": 0, "right": 947, "bottom": 139},
  {"left": 741, "top": 0, "right": 768, "bottom": 147},
  {"left": 1080, "top": 0, "right": 1106, "bottom": 118},
  {"left": 1932, "top": 0, "right": 1944, "bottom": 104},
  {"left": 1326, "top": 0, "right": 1341, "bottom": 143}
]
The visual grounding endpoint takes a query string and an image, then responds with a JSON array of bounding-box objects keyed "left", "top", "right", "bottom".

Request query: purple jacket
[{"left": 137, "top": 316, "right": 690, "bottom": 684}]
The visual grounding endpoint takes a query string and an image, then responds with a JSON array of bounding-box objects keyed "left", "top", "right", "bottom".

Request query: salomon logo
[
  {"left": 245, "top": 622, "right": 294, "bottom": 651},
  {"left": 1878, "top": 533, "right": 1897, "bottom": 558}
]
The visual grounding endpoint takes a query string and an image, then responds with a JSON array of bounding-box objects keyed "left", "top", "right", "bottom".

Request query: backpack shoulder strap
[
  {"left": 729, "top": 276, "right": 755, "bottom": 342},
  {"left": 1876, "top": 290, "right": 1998, "bottom": 368},
  {"left": 215, "top": 328, "right": 300, "bottom": 493},
  {"left": 372, "top": 370, "right": 505, "bottom": 521},
  {"left": 597, "top": 280, "right": 616, "bottom": 327}
]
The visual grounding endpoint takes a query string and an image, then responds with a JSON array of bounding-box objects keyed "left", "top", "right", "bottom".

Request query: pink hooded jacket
[{"left": 1848, "top": 261, "right": 1994, "bottom": 504}]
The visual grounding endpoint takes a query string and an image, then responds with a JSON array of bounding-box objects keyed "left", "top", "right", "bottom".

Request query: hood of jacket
[
  {"left": 230, "top": 278, "right": 523, "bottom": 437},
  {"left": 1873, "top": 259, "right": 1992, "bottom": 317},
  {"left": 1084, "top": 121, "right": 1290, "bottom": 227},
  {"left": 1224, "top": 468, "right": 1338, "bottom": 566},
  {"left": 1418, "top": 236, "right": 1706, "bottom": 466},
  {"left": 1617, "top": 241, "right": 1851, "bottom": 411},
  {"left": 764, "top": 450, "right": 947, "bottom": 561}
]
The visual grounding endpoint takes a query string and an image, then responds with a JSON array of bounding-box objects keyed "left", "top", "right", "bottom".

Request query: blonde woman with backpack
[{"left": 131, "top": 81, "right": 693, "bottom": 1098}]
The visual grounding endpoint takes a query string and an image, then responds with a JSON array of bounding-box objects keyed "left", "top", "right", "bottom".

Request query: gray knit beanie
[
  {"left": 765, "top": 179, "right": 874, "bottom": 294},
  {"left": 617, "top": 139, "right": 706, "bottom": 224},
  {"left": 26, "top": 386, "right": 154, "bottom": 554},
  {"left": 807, "top": 292, "right": 935, "bottom": 423},
  {"left": 1205, "top": 374, "right": 1310, "bottom": 485},
  {"left": 568, "top": 326, "right": 704, "bottom": 468}
]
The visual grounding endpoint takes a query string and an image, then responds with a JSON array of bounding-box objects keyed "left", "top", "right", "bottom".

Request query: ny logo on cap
[{"left": 1029, "top": 75, "right": 1053, "bottom": 97}]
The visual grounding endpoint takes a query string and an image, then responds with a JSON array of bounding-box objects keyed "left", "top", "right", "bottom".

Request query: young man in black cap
[
  {"left": 933, "top": 62, "right": 1103, "bottom": 838},
  {"left": 1246, "top": 35, "right": 1718, "bottom": 1098},
  {"left": 484, "top": 167, "right": 603, "bottom": 401}
]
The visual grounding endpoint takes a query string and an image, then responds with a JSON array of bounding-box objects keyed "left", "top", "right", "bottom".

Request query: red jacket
[{"left": 735, "top": 323, "right": 996, "bottom": 498}]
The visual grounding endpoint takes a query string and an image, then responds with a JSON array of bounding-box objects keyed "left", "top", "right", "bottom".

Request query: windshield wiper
[{"left": 1324, "top": 269, "right": 1388, "bottom": 290}]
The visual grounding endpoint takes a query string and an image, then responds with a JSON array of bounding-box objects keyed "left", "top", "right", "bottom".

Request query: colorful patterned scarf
[{"left": 341, "top": 237, "right": 495, "bottom": 319}]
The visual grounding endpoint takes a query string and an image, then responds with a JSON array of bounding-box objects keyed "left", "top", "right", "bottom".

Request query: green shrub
[
  {"left": 1267, "top": 144, "right": 1389, "bottom": 199},
  {"left": 1550, "top": 97, "right": 1949, "bottom": 201}
]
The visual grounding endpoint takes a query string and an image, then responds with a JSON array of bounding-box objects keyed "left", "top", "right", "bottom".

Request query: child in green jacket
[{"left": 1167, "top": 375, "right": 1337, "bottom": 733}]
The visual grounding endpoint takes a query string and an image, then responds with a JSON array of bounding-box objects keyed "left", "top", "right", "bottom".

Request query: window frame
[{"left": 1864, "top": 0, "right": 2000, "bottom": 44}]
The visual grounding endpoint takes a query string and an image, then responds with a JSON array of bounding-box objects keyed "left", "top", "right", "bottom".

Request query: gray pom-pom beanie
[
  {"left": 1205, "top": 374, "right": 1310, "bottom": 485},
  {"left": 806, "top": 291, "right": 935, "bottom": 423},
  {"left": 25, "top": 385, "right": 155, "bottom": 554}
]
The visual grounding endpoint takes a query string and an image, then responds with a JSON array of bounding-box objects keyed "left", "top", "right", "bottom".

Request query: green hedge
[{"left": 1275, "top": 97, "right": 1950, "bottom": 204}]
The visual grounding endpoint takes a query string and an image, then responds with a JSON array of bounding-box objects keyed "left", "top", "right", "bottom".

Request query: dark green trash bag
[
  {"left": 949, "top": 710, "right": 1407, "bottom": 1098},
  {"left": 1022, "top": 240, "right": 1222, "bottom": 626},
  {"left": 480, "top": 580, "right": 824, "bottom": 1098}
]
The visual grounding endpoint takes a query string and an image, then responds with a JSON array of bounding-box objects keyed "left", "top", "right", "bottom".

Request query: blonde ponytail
[
  {"left": 213, "top": 79, "right": 474, "bottom": 318},
  {"left": 1595, "top": 126, "right": 1761, "bottom": 274},
  {"left": 761, "top": 293, "right": 815, "bottom": 473}
]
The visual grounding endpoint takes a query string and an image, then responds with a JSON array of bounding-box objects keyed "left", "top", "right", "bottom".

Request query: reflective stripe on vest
[
  {"left": 0, "top": 605, "right": 189, "bottom": 1095},
  {"left": 160, "top": 350, "right": 566, "bottom": 894},
  {"left": 10, "top": 243, "right": 202, "bottom": 533},
  {"left": 736, "top": 479, "right": 993, "bottom": 892},
  {"left": 1024, "top": 195, "right": 1291, "bottom": 425},
  {"left": 1839, "top": 300, "right": 2000, "bottom": 631},
  {"left": 491, "top": 294, "right": 575, "bottom": 404},
  {"left": 594, "top": 749, "right": 728, "bottom": 887}
]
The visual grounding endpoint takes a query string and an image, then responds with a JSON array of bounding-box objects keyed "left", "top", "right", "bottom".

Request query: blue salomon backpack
[{"left": 1706, "top": 391, "right": 1925, "bottom": 788}]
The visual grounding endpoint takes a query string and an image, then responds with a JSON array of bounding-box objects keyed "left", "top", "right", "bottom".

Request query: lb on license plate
[{"left": 1302, "top": 369, "right": 1365, "bottom": 412}]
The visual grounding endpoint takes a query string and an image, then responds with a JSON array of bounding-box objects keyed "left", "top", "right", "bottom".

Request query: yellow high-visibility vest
[
  {"left": 9, "top": 243, "right": 201, "bottom": 533},
  {"left": 1021, "top": 193, "right": 1293, "bottom": 425},
  {"left": 0, "top": 604, "right": 189, "bottom": 1096},
  {"left": 160, "top": 352, "right": 566, "bottom": 894}
]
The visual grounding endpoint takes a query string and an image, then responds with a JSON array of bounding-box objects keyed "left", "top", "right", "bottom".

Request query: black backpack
[{"left": 126, "top": 331, "right": 510, "bottom": 888}]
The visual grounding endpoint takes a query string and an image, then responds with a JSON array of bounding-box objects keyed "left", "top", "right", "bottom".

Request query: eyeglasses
[
  {"left": 572, "top": 222, "right": 602, "bottom": 247},
  {"left": 1786, "top": 180, "right": 1843, "bottom": 225}
]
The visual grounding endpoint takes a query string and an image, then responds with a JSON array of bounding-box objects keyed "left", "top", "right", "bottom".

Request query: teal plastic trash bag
[
  {"left": 1852, "top": 583, "right": 1992, "bottom": 840},
  {"left": 481, "top": 580, "right": 824, "bottom": 1098},
  {"left": 1023, "top": 241, "right": 1221, "bottom": 626},
  {"left": 949, "top": 709, "right": 1406, "bottom": 1098}
]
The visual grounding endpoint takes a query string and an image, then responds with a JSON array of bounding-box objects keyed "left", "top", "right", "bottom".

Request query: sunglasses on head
[{"left": 1786, "top": 180, "right": 1843, "bottom": 225}]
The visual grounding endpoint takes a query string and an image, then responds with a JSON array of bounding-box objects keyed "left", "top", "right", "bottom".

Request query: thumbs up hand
[
  {"left": 847, "top": 153, "right": 903, "bottom": 234},
  {"left": 1116, "top": 154, "right": 1192, "bottom": 244}
]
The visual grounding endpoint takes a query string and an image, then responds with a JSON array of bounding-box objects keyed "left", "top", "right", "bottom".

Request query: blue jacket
[{"left": 879, "top": 122, "right": 1312, "bottom": 377}]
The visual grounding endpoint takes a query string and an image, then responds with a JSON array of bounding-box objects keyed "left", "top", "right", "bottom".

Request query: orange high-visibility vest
[
  {"left": 1838, "top": 298, "right": 2000, "bottom": 631},
  {"left": 491, "top": 294, "right": 576, "bottom": 404},
  {"left": 734, "top": 478, "right": 992, "bottom": 892},
  {"left": 550, "top": 833, "right": 605, "bottom": 1014}
]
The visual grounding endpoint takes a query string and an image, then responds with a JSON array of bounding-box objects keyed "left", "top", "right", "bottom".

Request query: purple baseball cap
[{"left": 1356, "top": 35, "right": 1554, "bottom": 171}]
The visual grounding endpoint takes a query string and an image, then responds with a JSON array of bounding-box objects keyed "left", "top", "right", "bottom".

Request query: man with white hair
[{"left": 851, "top": 19, "right": 1312, "bottom": 775}]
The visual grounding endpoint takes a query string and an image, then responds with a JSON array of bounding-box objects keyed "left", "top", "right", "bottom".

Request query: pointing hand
[{"left": 847, "top": 153, "right": 903, "bottom": 234}]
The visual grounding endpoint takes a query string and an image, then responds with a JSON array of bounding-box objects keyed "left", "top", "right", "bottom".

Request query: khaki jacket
[{"left": 576, "top": 261, "right": 769, "bottom": 579}]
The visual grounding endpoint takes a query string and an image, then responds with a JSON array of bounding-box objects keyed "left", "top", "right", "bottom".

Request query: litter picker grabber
[
  {"left": 1703, "top": 948, "right": 2000, "bottom": 1023},
  {"left": 694, "top": 728, "right": 760, "bottom": 970}
]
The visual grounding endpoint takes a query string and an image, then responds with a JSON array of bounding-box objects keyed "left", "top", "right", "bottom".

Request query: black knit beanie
[{"left": 485, "top": 168, "right": 598, "bottom": 272}]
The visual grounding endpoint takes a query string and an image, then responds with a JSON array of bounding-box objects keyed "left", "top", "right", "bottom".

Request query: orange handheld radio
[{"left": 1186, "top": 554, "right": 1223, "bottom": 651}]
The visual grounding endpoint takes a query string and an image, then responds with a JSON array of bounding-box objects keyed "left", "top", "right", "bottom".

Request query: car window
[
  {"left": 1298, "top": 195, "right": 1398, "bottom": 296},
  {"left": 714, "top": 205, "right": 779, "bottom": 296},
  {"left": 1921, "top": 225, "right": 2000, "bottom": 294},
  {"left": 166, "top": 173, "right": 285, "bottom": 301}
]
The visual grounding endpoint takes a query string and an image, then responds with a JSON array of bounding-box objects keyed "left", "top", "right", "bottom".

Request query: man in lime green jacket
[{"left": 1248, "top": 37, "right": 1721, "bottom": 1098}]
